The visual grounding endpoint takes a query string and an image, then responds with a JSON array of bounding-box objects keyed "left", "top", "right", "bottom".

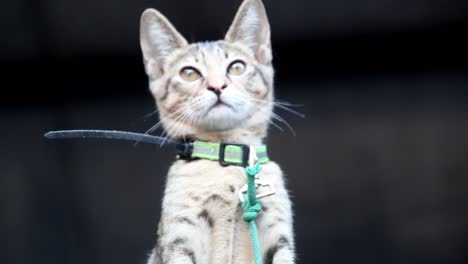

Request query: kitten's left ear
[
  {"left": 140, "top": 9, "right": 188, "bottom": 78},
  {"left": 225, "top": 0, "right": 272, "bottom": 64}
]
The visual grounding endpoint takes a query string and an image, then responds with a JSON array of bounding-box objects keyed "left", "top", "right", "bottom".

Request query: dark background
[{"left": 2, "top": 0, "right": 468, "bottom": 264}]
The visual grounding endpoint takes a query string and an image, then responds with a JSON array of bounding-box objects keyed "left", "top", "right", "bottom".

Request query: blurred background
[{"left": 1, "top": 0, "right": 468, "bottom": 263}]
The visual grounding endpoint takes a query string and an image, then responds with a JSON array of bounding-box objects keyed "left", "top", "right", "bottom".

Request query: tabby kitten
[{"left": 140, "top": 0, "right": 295, "bottom": 263}]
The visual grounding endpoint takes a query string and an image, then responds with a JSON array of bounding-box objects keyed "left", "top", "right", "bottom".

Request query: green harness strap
[{"left": 242, "top": 163, "right": 264, "bottom": 264}]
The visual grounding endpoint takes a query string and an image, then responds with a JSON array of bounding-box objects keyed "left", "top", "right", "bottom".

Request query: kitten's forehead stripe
[
  {"left": 218, "top": 42, "right": 251, "bottom": 58},
  {"left": 160, "top": 78, "right": 171, "bottom": 102},
  {"left": 254, "top": 66, "right": 270, "bottom": 91}
]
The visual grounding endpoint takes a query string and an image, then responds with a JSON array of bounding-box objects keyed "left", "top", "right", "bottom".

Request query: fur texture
[{"left": 140, "top": 1, "right": 295, "bottom": 263}]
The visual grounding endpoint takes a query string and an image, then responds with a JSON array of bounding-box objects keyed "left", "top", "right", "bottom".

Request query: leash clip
[{"left": 249, "top": 145, "right": 258, "bottom": 167}]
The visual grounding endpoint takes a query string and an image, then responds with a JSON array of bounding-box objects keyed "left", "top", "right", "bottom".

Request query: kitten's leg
[
  {"left": 258, "top": 192, "right": 296, "bottom": 264},
  {"left": 147, "top": 245, "right": 162, "bottom": 264},
  {"left": 147, "top": 214, "right": 212, "bottom": 264},
  {"left": 262, "top": 233, "right": 295, "bottom": 264}
]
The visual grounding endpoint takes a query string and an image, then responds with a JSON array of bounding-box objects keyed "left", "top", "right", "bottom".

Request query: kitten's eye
[
  {"left": 227, "top": 61, "right": 246, "bottom": 76},
  {"left": 180, "top": 67, "right": 201, "bottom": 81}
]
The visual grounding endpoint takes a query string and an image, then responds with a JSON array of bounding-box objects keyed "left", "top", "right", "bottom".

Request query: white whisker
[
  {"left": 145, "top": 106, "right": 187, "bottom": 135},
  {"left": 228, "top": 92, "right": 289, "bottom": 134},
  {"left": 275, "top": 100, "right": 304, "bottom": 107},
  {"left": 271, "top": 112, "right": 296, "bottom": 136},
  {"left": 272, "top": 103, "right": 305, "bottom": 118}
]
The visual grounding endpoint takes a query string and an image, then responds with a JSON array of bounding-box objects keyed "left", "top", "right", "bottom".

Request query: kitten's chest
[{"left": 163, "top": 160, "right": 247, "bottom": 210}]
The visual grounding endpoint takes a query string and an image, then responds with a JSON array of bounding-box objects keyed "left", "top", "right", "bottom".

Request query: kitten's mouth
[{"left": 209, "top": 99, "right": 232, "bottom": 110}]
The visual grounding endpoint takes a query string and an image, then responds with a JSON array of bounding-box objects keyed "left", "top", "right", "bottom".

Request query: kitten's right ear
[
  {"left": 225, "top": 0, "right": 272, "bottom": 64},
  {"left": 140, "top": 9, "right": 188, "bottom": 78}
]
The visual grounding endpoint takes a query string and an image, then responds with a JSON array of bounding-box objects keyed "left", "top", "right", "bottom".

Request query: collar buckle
[
  {"left": 175, "top": 141, "right": 194, "bottom": 160},
  {"left": 219, "top": 142, "right": 250, "bottom": 167}
]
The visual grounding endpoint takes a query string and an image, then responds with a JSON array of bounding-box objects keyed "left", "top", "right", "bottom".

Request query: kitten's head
[{"left": 140, "top": 0, "right": 273, "bottom": 143}]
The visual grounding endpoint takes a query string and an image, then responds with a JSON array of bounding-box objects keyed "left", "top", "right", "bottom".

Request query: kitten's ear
[
  {"left": 225, "top": 0, "right": 272, "bottom": 64},
  {"left": 140, "top": 9, "right": 188, "bottom": 77}
]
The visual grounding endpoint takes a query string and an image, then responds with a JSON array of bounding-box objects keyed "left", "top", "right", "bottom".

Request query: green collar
[{"left": 176, "top": 140, "right": 269, "bottom": 167}]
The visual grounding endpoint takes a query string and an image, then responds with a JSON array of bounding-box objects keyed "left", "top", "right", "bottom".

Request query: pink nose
[{"left": 207, "top": 81, "right": 227, "bottom": 96}]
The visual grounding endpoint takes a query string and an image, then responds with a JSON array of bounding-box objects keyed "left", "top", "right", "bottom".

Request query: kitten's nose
[{"left": 207, "top": 81, "right": 227, "bottom": 96}]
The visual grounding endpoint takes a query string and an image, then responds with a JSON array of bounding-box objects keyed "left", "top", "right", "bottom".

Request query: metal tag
[{"left": 238, "top": 179, "right": 276, "bottom": 202}]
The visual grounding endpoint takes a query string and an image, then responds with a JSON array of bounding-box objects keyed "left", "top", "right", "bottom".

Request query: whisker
[
  {"left": 163, "top": 96, "right": 207, "bottom": 143},
  {"left": 271, "top": 112, "right": 296, "bottom": 136},
  {"left": 243, "top": 96, "right": 305, "bottom": 118},
  {"left": 230, "top": 93, "right": 288, "bottom": 134},
  {"left": 274, "top": 100, "right": 304, "bottom": 107},
  {"left": 156, "top": 105, "right": 192, "bottom": 146},
  {"left": 142, "top": 108, "right": 159, "bottom": 119},
  {"left": 145, "top": 106, "right": 187, "bottom": 135},
  {"left": 273, "top": 103, "right": 305, "bottom": 118},
  {"left": 269, "top": 120, "right": 284, "bottom": 132},
  {"left": 161, "top": 109, "right": 191, "bottom": 145}
]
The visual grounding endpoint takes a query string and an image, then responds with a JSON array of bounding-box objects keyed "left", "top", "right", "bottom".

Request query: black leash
[
  {"left": 44, "top": 130, "right": 194, "bottom": 159},
  {"left": 44, "top": 130, "right": 175, "bottom": 145}
]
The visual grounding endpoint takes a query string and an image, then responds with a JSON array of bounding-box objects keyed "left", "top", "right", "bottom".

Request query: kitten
[{"left": 140, "top": 0, "right": 295, "bottom": 263}]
